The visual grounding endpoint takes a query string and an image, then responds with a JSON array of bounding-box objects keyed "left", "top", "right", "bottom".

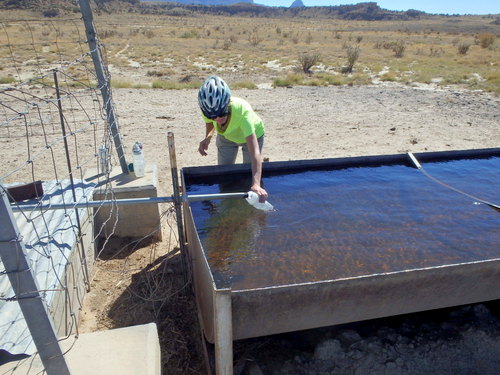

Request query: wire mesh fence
[
  {"left": 0, "top": 14, "right": 117, "bottom": 371},
  {"left": 0, "top": 13, "right": 181, "bottom": 374}
]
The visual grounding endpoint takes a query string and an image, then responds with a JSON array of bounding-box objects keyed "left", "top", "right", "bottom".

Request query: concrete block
[
  {"left": 0, "top": 323, "right": 161, "bottom": 375},
  {"left": 85, "top": 164, "right": 162, "bottom": 242}
]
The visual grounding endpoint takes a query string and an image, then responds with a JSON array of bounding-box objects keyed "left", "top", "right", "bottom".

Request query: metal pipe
[
  {"left": 10, "top": 192, "right": 248, "bottom": 212},
  {"left": 407, "top": 152, "right": 422, "bottom": 169}
]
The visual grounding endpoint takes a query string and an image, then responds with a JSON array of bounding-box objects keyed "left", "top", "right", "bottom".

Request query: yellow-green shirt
[{"left": 202, "top": 97, "right": 265, "bottom": 144}]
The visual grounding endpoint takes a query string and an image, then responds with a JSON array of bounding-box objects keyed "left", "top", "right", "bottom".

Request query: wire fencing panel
[{"left": 0, "top": 16, "right": 120, "bottom": 372}]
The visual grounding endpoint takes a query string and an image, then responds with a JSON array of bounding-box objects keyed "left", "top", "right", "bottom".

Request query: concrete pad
[
  {"left": 0, "top": 323, "right": 161, "bottom": 375},
  {"left": 85, "top": 164, "right": 163, "bottom": 241}
]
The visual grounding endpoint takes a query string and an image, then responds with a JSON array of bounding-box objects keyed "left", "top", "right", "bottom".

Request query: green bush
[
  {"left": 0, "top": 76, "right": 16, "bottom": 84},
  {"left": 232, "top": 81, "right": 258, "bottom": 89},
  {"left": 273, "top": 74, "right": 305, "bottom": 87}
]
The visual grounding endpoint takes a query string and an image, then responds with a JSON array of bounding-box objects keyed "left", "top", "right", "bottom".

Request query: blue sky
[{"left": 255, "top": 1, "right": 500, "bottom": 15}]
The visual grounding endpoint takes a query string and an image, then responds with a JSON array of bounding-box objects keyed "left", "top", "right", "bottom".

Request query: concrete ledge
[
  {"left": 85, "top": 164, "right": 163, "bottom": 241},
  {"left": 0, "top": 323, "right": 161, "bottom": 375}
]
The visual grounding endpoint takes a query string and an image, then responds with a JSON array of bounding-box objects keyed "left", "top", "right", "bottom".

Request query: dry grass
[{"left": 1, "top": 10, "right": 498, "bottom": 93}]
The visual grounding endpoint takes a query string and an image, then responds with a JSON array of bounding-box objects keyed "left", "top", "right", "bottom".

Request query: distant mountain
[
  {"left": 150, "top": 0, "right": 253, "bottom": 4},
  {"left": 0, "top": 0, "right": 433, "bottom": 21},
  {"left": 290, "top": 0, "right": 305, "bottom": 7}
]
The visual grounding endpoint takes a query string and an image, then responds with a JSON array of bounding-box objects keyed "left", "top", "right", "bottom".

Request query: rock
[{"left": 313, "top": 339, "right": 343, "bottom": 361}]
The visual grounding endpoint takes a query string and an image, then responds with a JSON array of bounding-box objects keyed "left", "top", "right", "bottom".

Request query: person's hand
[
  {"left": 251, "top": 184, "right": 268, "bottom": 203},
  {"left": 198, "top": 138, "right": 211, "bottom": 156}
]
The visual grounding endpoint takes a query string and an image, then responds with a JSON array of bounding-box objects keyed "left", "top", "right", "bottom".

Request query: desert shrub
[
  {"left": 146, "top": 69, "right": 173, "bottom": 77},
  {"left": 0, "top": 76, "right": 16, "bottom": 84},
  {"left": 111, "top": 80, "right": 148, "bottom": 89},
  {"left": 483, "top": 71, "right": 500, "bottom": 94},
  {"left": 273, "top": 74, "right": 305, "bottom": 87},
  {"left": 477, "top": 33, "right": 495, "bottom": 48},
  {"left": 43, "top": 8, "right": 59, "bottom": 17},
  {"left": 305, "top": 32, "right": 313, "bottom": 44},
  {"left": 356, "top": 36, "right": 363, "bottom": 43},
  {"left": 429, "top": 46, "right": 444, "bottom": 57},
  {"left": 393, "top": 41, "right": 406, "bottom": 58},
  {"left": 101, "top": 29, "right": 118, "bottom": 39},
  {"left": 457, "top": 43, "right": 470, "bottom": 55},
  {"left": 380, "top": 72, "right": 398, "bottom": 81},
  {"left": 232, "top": 81, "right": 258, "bottom": 89},
  {"left": 152, "top": 80, "right": 200, "bottom": 90},
  {"left": 343, "top": 45, "right": 360, "bottom": 74},
  {"left": 248, "top": 32, "right": 263, "bottom": 47},
  {"left": 314, "top": 73, "right": 344, "bottom": 86},
  {"left": 180, "top": 30, "right": 200, "bottom": 39},
  {"left": 298, "top": 53, "right": 320, "bottom": 74},
  {"left": 143, "top": 29, "right": 155, "bottom": 39},
  {"left": 222, "top": 39, "right": 232, "bottom": 50}
]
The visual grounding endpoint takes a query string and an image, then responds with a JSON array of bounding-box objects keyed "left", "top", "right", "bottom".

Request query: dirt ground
[{"left": 77, "top": 82, "right": 500, "bottom": 374}]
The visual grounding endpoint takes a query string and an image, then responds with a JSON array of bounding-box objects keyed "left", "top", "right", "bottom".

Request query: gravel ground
[{"left": 238, "top": 302, "right": 500, "bottom": 375}]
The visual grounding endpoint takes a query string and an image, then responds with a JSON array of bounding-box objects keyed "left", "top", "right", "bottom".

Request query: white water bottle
[
  {"left": 132, "top": 141, "right": 145, "bottom": 177},
  {"left": 246, "top": 191, "right": 274, "bottom": 211},
  {"left": 99, "top": 144, "right": 109, "bottom": 174}
]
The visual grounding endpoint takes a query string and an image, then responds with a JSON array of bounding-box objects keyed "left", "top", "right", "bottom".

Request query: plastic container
[
  {"left": 99, "top": 144, "right": 109, "bottom": 174},
  {"left": 246, "top": 191, "right": 274, "bottom": 211},
  {"left": 132, "top": 141, "right": 145, "bottom": 177}
]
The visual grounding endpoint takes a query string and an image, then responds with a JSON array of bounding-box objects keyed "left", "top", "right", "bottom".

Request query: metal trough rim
[
  {"left": 228, "top": 257, "right": 500, "bottom": 294},
  {"left": 181, "top": 147, "right": 500, "bottom": 178}
]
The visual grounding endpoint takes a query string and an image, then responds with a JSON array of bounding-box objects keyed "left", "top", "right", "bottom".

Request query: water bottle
[
  {"left": 132, "top": 141, "right": 145, "bottom": 177},
  {"left": 99, "top": 144, "right": 109, "bottom": 174},
  {"left": 246, "top": 191, "right": 274, "bottom": 211}
]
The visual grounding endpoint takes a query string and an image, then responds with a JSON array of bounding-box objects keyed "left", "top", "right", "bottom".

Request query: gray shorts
[{"left": 216, "top": 134, "right": 264, "bottom": 165}]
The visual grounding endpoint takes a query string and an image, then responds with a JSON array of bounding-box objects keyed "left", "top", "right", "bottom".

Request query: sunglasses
[{"left": 207, "top": 107, "right": 230, "bottom": 120}]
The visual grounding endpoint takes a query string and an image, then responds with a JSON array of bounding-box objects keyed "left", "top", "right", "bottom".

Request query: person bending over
[{"left": 197, "top": 75, "right": 268, "bottom": 202}]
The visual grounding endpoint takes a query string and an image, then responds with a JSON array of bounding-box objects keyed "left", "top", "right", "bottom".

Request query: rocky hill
[
  {"left": 141, "top": 1, "right": 428, "bottom": 20},
  {"left": 0, "top": 0, "right": 429, "bottom": 20},
  {"left": 149, "top": 0, "right": 253, "bottom": 5}
]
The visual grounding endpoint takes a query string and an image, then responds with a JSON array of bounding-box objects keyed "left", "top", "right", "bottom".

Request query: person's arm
[
  {"left": 199, "top": 122, "right": 215, "bottom": 156},
  {"left": 246, "top": 133, "right": 268, "bottom": 202}
]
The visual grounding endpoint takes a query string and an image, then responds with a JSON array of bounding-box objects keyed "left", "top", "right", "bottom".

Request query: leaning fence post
[
  {"left": 167, "top": 132, "right": 189, "bottom": 283},
  {"left": 0, "top": 187, "right": 72, "bottom": 375},
  {"left": 78, "top": 0, "right": 129, "bottom": 175}
]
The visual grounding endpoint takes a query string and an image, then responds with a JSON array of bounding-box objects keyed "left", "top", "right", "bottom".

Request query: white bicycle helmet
[{"left": 198, "top": 75, "right": 231, "bottom": 119}]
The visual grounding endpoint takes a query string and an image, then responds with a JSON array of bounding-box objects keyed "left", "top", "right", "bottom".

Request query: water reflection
[{"left": 197, "top": 177, "right": 268, "bottom": 288}]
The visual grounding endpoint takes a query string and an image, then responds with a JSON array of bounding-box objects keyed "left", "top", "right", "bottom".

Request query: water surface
[{"left": 187, "top": 157, "right": 500, "bottom": 290}]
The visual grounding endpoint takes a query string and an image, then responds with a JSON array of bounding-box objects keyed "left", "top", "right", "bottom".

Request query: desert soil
[{"left": 78, "top": 82, "right": 500, "bottom": 374}]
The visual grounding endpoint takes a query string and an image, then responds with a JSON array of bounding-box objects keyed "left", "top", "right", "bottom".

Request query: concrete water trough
[{"left": 181, "top": 148, "right": 500, "bottom": 374}]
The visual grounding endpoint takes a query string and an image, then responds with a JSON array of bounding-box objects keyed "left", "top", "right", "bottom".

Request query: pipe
[{"left": 10, "top": 192, "right": 249, "bottom": 212}]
